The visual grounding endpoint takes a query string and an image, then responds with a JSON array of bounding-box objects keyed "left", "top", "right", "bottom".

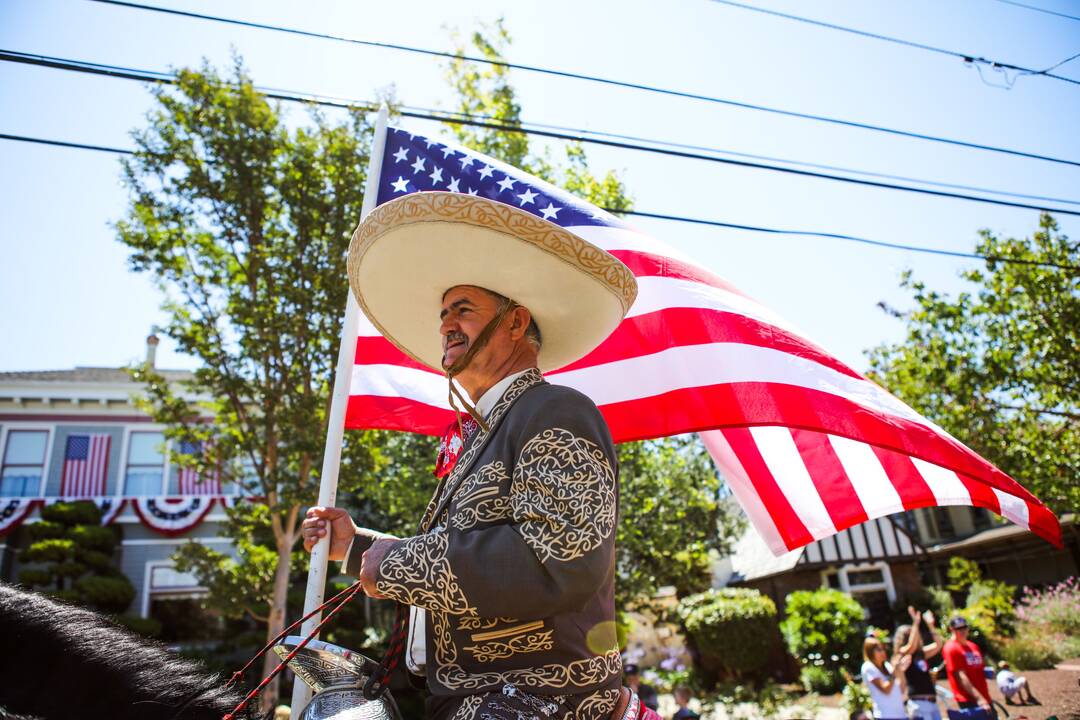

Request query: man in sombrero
[{"left": 302, "top": 192, "right": 646, "bottom": 719}]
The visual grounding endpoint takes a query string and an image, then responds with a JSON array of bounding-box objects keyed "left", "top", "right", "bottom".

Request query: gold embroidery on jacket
[
  {"left": 375, "top": 531, "right": 476, "bottom": 616},
  {"left": 464, "top": 628, "right": 554, "bottom": 663},
  {"left": 457, "top": 616, "right": 519, "bottom": 631},
  {"left": 470, "top": 620, "right": 545, "bottom": 642},
  {"left": 451, "top": 461, "right": 513, "bottom": 531},
  {"left": 511, "top": 428, "right": 617, "bottom": 563},
  {"left": 576, "top": 688, "right": 621, "bottom": 719}
]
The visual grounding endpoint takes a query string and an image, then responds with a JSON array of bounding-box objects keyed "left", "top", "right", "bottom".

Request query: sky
[{"left": 1, "top": 0, "right": 1078, "bottom": 375}]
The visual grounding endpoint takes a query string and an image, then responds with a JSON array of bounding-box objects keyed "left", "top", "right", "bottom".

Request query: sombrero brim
[{"left": 347, "top": 192, "right": 637, "bottom": 373}]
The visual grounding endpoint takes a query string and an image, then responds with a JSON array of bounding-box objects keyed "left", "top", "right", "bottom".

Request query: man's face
[{"left": 439, "top": 285, "right": 504, "bottom": 370}]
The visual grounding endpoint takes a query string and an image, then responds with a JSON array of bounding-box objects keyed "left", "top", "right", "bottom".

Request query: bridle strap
[{"left": 445, "top": 298, "right": 517, "bottom": 435}]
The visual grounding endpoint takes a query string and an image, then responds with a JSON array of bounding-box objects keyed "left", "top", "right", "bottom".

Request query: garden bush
[
  {"left": 841, "top": 677, "right": 871, "bottom": 715},
  {"left": 678, "top": 588, "right": 778, "bottom": 678},
  {"left": 1015, "top": 576, "right": 1080, "bottom": 658},
  {"left": 799, "top": 665, "right": 839, "bottom": 694},
  {"left": 780, "top": 588, "right": 864, "bottom": 692},
  {"left": 999, "top": 637, "right": 1060, "bottom": 670},
  {"left": 964, "top": 579, "right": 1017, "bottom": 638}
]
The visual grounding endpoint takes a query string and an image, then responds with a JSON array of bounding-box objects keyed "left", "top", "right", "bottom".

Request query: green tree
[
  {"left": 118, "top": 60, "right": 378, "bottom": 704},
  {"left": 780, "top": 588, "right": 866, "bottom": 693},
  {"left": 677, "top": 587, "right": 778, "bottom": 685},
  {"left": 868, "top": 214, "right": 1079, "bottom": 516},
  {"left": 18, "top": 501, "right": 136, "bottom": 614},
  {"left": 947, "top": 556, "right": 983, "bottom": 594}
]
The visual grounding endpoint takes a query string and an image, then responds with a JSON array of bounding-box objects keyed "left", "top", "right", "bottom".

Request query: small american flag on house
[
  {"left": 177, "top": 441, "right": 220, "bottom": 495},
  {"left": 61, "top": 434, "right": 111, "bottom": 497}
]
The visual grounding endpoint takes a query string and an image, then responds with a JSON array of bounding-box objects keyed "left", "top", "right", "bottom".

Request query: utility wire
[
  {"left": 7, "top": 49, "right": 1078, "bottom": 207},
  {"left": 988, "top": 0, "right": 1080, "bottom": 23},
  {"left": 708, "top": 0, "right": 1080, "bottom": 87},
  {"left": 3, "top": 131, "right": 1075, "bottom": 272},
  {"left": 4, "top": 49, "right": 1079, "bottom": 217},
  {"left": 85, "top": 0, "right": 1080, "bottom": 168}
]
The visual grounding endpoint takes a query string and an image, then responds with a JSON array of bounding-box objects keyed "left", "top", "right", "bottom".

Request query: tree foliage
[
  {"left": 117, "top": 59, "right": 379, "bottom": 703},
  {"left": 18, "top": 501, "right": 135, "bottom": 614},
  {"left": 780, "top": 588, "right": 865, "bottom": 692},
  {"left": 868, "top": 214, "right": 1079, "bottom": 516}
]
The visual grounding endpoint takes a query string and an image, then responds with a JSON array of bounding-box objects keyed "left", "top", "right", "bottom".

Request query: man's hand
[
  {"left": 301, "top": 507, "right": 358, "bottom": 561},
  {"left": 359, "top": 537, "right": 401, "bottom": 599}
]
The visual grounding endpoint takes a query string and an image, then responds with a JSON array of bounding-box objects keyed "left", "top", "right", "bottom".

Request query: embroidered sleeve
[{"left": 374, "top": 531, "right": 477, "bottom": 615}]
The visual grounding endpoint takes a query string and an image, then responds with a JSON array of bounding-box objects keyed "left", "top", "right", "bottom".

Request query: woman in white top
[{"left": 861, "top": 635, "right": 912, "bottom": 720}]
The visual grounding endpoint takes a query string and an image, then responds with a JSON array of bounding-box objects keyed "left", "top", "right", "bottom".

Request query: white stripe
[
  {"left": 351, "top": 342, "right": 941, "bottom": 438},
  {"left": 563, "top": 224, "right": 698, "bottom": 265},
  {"left": 749, "top": 426, "right": 836, "bottom": 540},
  {"left": 827, "top": 435, "right": 905, "bottom": 517},
  {"left": 551, "top": 343, "right": 931, "bottom": 426},
  {"left": 699, "top": 429, "right": 788, "bottom": 555},
  {"left": 992, "top": 488, "right": 1030, "bottom": 529},
  {"left": 350, "top": 363, "right": 452, "bottom": 408},
  {"left": 910, "top": 457, "right": 972, "bottom": 505}
]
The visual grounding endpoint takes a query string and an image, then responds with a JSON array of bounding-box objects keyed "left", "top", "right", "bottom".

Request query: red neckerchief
[{"left": 434, "top": 415, "right": 479, "bottom": 478}]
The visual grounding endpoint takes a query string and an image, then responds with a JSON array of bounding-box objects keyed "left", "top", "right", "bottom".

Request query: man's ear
[{"left": 508, "top": 306, "right": 531, "bottom": 340}]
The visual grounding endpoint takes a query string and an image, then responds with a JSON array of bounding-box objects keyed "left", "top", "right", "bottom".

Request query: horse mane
[{"left": 0, "top": 582, "right": 256, "bottom": 720}]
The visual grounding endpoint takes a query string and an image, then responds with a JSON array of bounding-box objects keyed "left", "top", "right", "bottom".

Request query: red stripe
[
  {"left": 608, "top": 249, "right": 750, "bottom": 297},
  {"left": 870, "top": 445, "right": 936, "bottom": 511},
  {"left": 790, "top": 428, "right": 868, "bottom": 531},
  {"left": 357, "top": 307, "right": 860, "bottom": 380},
  {"left": 557, "top": 308, "right": 861, "bottom": 377},
  {"left": 346, "top": 395, "right": 454, "bottom": 436},
  {"left": 722, "top": 428, "right": 810, "bottom": 551}
]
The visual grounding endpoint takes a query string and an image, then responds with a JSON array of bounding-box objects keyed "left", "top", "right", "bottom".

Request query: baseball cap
[{"left": 948, "top": 616, "right": 969, "bottom": 629}]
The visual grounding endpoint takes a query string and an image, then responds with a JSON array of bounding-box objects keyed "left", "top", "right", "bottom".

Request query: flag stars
[
  {"left": 478, "top": 164, "right": 495, "bottom": 180},
  {"left": 517, "top": 188, "right": 537, "bottom": 206},
  {"left": 429, "top": 166, "right": 444, "bottom": 186},
  {"left": 440, "top": 146, "right": 456, "bottom": 159},
  {"left": 447, "top": 176, "right": 461, "bottom": 193},
  {"left": 392, "top": 147, "right": 409, "bottom": 163},
  {"left": 391, "top": 176, "right": 410, "bottom": 193},
  {"left": 539, "top": 203, "right": 562, "bottom": 221},
  {"left": 459, "top": 155, "right": 475, "bottom": 170},
  {"left": 411, "top": 156, "right": 426, "bottom": 175},
  {"left": 496, "top": 175, "right": 516, "bottom": 194},
  {"left": 466, "top": 188, "right": 478, "bottom": 195}
]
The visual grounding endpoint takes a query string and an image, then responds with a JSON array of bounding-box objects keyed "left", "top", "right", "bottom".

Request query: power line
[
  {"left": 3, "top": 131, "right": 1075, "bottom": 272},
  {"left": 4, "top": 49, "right": 1079, "bottom": 217},
  {"left": 617, "top": 209, "right": 1080, "bottom": 272},
  {"left": 988, "top": 0, "right": 1080, "bottom": 23},
  {"left": 85, "top": 0, "right": 1080, "bottom": 168},
  {"left": 8, "top": 48, "right": 1080, "bottom": 207},
  {"left": 709, "top": 0, "right": 1080, "bottom": 87}
]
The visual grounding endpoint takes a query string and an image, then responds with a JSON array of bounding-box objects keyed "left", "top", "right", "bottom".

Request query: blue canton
[
  {"left": 65, "top": 435, "right": 89, "bottom": 460},
  {"left": 375, "top": 127, "right": 629, "bottom": 231}
]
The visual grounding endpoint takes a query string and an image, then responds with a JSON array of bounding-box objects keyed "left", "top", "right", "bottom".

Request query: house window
[
  {"left": 1, "top": 430, "right": 48, "bottom": 497},
  {"left": 125, "top": 432, "right": 166, "bottom": 495},
  {"left": 821, "top": 562, "right": 896, "bottom": 629}
]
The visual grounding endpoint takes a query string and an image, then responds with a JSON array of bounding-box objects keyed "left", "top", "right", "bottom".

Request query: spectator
[
  {"left": 894, "top": 607, "right": 944, "bottom": 720},
  {"left": 623, "top": 663, "right": 659, "bottom": 712},
  {"left": 996, "top": 661, "right": 1038, "bottom": 706},
  {"left": 671, "top": 686, "right": 700, "bottom": 720},
  {"left": 942, "top": 616, "right": 994, "bottom": 716},
  {"left": 862, "top": 635, "right": 911, "bottom": 720}
]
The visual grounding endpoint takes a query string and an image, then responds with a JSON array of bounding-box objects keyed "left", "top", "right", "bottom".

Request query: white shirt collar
[{"left": 472, "top": 368, "right": 533, "bottom": 419}]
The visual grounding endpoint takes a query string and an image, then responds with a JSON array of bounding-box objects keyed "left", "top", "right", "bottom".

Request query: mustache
[{"left": 443, "top": 331, "right": 468, "bottom": 350}]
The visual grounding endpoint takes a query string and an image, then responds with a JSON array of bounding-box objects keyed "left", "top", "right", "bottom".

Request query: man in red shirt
[{"left": 943, "top": 616, "right": 994, "bottom": 715}]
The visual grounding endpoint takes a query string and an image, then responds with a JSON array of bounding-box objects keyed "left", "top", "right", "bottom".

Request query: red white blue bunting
[
  {"left": 0, "top": 498, "right": 40, "bottom": 536},
  {"left": 131, "top": 496, "right": 216, "bottom": 537}
]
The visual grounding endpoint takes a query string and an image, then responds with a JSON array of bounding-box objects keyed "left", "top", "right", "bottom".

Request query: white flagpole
[{"left": 291, "top": 104, "right": 388, "bottom": 713}]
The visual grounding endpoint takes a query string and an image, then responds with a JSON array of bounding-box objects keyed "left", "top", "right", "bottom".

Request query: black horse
[{"left": 0, "top": 582, "right": 256, "bottom": 720}]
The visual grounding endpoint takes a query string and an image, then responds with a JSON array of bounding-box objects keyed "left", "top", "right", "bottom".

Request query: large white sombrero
[{"left": 347, "top": 192, "right": 638, "bottom": 373}]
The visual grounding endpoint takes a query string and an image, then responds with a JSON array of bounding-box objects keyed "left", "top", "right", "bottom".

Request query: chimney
[{"left": 145, "top": 333, "right": 160, "bottom": 368}]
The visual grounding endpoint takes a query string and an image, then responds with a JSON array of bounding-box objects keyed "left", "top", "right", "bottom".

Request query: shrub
[
  {"left": 678, "top": 588, "right": 778, "bottom": 676},
  {"left": 780, "top": 588, "right": 864, "bottom": 679},
  {"left": 964, "top": 579, "right": 1017, "bottom": 638},
  {"left": 75, "top": 575, "right": 136, "bottom": 613},
  {"left": 1017, "top": 577, "right": 1080, "bottom": 637},
  {"left": 113, "top": 613, "right": 164, "bottom": 638},
  {"left": 799, "top": 665, "right": 840, "bottom": 694},
  {"left": 841, "top": 677, "right": 872, "bottom": 715},
  {"left": 947, "top": 557, "right": 982, "bottom": 593},
  {"left": 999, "top": 637, "right": 1060, "bottom": 670},
  {"left": 925, "top": 585, "right": 955, "bottom": 621}
]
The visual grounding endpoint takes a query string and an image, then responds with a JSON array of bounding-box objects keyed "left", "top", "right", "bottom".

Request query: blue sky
[{"left": 1, "top": 0, "right": 1078, "bottom": 373}]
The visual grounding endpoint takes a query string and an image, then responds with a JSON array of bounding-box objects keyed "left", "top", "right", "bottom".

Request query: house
[
  {"left": 0, "top": 335, "right": 237, "bottom": 637},
  {"left": 714, "top": 515, "right": 927, "bottom": 629}
]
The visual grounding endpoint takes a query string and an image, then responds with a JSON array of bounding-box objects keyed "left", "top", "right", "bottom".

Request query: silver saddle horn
[{"left": 273, "top": 636, "right": 402, "bottom": 720}]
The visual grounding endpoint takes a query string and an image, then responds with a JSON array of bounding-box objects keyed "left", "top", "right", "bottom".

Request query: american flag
[
  {"left": 61, "top": 434, "right": 111, "bottom": 497},
  {"left": 177, "top": 440, "right": 220, "bottom": 496},
  {"left": 344, "top": 126, "right": 1061, "bottom": 553}
]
